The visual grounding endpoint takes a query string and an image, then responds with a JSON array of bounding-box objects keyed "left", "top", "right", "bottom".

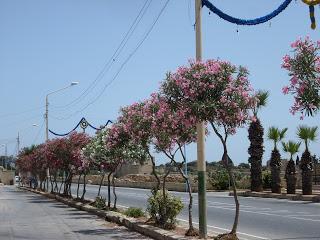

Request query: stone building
[
  {"left": 0, "top": 166, "right": 15, "bottom": 185},
  {"left": 115, "top": 158, "right": 152, "bottom": 177}
]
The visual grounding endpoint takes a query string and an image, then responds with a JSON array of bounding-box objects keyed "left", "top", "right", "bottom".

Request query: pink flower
[{"left": 282, "top": 86, "right": 289, "bottom": 95}]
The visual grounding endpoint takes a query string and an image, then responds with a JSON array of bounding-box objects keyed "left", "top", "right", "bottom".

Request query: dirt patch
[{"left": 214, "top": 233, "right": 239, "bottom": 240}]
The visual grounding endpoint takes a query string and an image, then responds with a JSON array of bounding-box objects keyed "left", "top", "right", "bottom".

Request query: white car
[{"left": 15, "top": 176, "right": 20, "bottom": 183}]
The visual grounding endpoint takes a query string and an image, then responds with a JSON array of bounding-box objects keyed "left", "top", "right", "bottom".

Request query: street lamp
[
  {"left": 17, "top": 123, "right": 38, "bottom": 154},
  {"left": 45, "top": 82, "right": 79, "bottom": 191},
  {"left": 1, "top": 144, "right": 7, "bottom": 168}
]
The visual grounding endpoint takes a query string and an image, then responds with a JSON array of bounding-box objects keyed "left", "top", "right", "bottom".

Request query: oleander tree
[
  {"left": 248, "top": 91, "right": 268, "bottom": 192},
  {"left": 43, "top": 132, "right": 90, "bottom": 197},
  {"left": 161, "top": 59, "right": 257, "bottom": 239},
  {"left": 118, "top": 102, "right": 160, "bottom": 189},
  {"left": 44, "top": 137, "right": 67, "bottom": 193},
  {"left": 16, "top": 145, "right": 38, "bottom": 187},
  {"left": 105, "top": 122, "right": 149, "bottom": 209},
  {"left": 143, "top": 93, "right": 198, "bottom": 235},
  {"left": 297, "top": 125, "right": 318, "bottom": 195},
  {"left": 282, "top": 141, "right": 300, "bottom": 194},
  {"left": 118, "top": 100, "right": 188, "bottom": 230},
  {"left": 82, "top": 127, "right": 115, "bottom": 199},
  {"left": 267, "top": 127, "right": 287, "bottom": 193},
  {"left": 282, "top": 37, "right": 320, "bottom": 118}
]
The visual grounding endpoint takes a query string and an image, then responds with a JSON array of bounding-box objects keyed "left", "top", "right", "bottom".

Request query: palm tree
[
  {"left": 297, "top": 126, "right": 318, "bottom": 195},
  {"left": 282, "top": 141, "right": 300, "bottom": 194},
  {"left": 248, "top": 90, "right": 268, "bottom": 192},
  {"left": 267, "top": 127, "right": 288, "bottom": 193}
]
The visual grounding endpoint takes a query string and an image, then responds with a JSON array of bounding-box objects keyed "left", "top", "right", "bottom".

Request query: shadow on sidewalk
[{"left": 74, "top": 228, "right": 150, "bottom": 239}]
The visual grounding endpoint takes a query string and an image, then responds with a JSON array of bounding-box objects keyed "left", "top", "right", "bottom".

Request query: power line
[
  {"left": 51, "top": 0, "right": 153, "bottom": 110},
  {"left": 52, "top": 0, "right": 171, "bottom": 120},
  {"left": 0, "top": 105, "right": 45, "bottom": 118},
  {"left": 32, "top": 119, "right": 45, "bottom": 145}
]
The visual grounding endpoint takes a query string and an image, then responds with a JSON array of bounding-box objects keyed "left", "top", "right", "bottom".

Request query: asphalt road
[
  {"left": 0, "top": 186, "right": 150, "bottom": 240},
  {"left": 71, "top": 184, "right": 320, "bottom": 240}
]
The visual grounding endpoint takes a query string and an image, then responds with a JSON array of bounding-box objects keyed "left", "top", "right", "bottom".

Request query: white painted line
[
  {"left": 191, "top": 204, "right": 320, "bottom": 222},
  {"left": 177, "top": 218, "right": 269, "bottom": 240}
]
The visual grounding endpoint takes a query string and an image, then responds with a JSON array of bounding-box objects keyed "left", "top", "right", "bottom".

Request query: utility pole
[
  {"left": 44, "top": 82, "right": 79, "bottom": 192},
  {"left": 45, "top": 95, "right": 49, "bottom": 191},
  {"left": 195, "top": 0, "right": 207, "bottom": 238},
  {"left": 17, "top": 132, "right": 20, "bottom": 154}
]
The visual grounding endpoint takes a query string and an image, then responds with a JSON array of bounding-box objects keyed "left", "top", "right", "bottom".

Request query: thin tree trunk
[
  {"left": 107, "top": 172, "right": 112, "bottom": 208},
  {"left": 148, "top": 151, "right": 160, "bottom": 192},
  {"left": 178, "top": 167, "right": 195, "bottom": 235},
  {"left": 224, "top": 154, "right": 239, "bottom": 234},
  {"left": 211, "top": 122, "right": 240, "bottom": 236},
  {"left": 81, "top": 174, "right": 87, "bottom": 200},
  {"left": 59, "top": 173, "right": 64, "bottom": 194},
  {"left": 76, "top": 174, "right": 82, "bottom": 199},
  {"left": 160, "top": 167, "right": 171, "bottom": 225},
  {"left": 112, "top": 174, "right": 117, "bottom": 209},
  {"left": 97, "top": 173, "right": 105, "bottom": 197}
]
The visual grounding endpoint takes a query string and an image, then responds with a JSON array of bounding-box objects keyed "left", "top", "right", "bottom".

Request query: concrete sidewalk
[{"left": 0, "top": 186, "right": 151, "bottom": 240}]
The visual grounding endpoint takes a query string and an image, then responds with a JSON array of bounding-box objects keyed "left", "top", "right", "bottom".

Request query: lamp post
[
  {"left": 195, "top": 0, "right": 207, "bottom": 238},
  {"left": 1, "top": 144, "right": 7, "bottom": 168},
  {"left": 17, "top": 123, "right": 38, "bottom": 154},
  {"left": 45, "top": 82, "right": 79, "bottom": 191}
]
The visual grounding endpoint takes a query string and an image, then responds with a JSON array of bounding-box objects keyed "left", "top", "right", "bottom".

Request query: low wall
[
  {"left": 114, "top": 181, "right": 199, "bottom": 192},
  {"left": 71, "top": 175, "right": 209, "bottom": 192},
  {"left": 0, "top": 169, "right": 15, "bottom": 185}
]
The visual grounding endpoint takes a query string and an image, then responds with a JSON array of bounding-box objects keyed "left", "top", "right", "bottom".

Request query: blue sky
[{"left": 0, "top": 0, "right": 319, "bottom": 165}]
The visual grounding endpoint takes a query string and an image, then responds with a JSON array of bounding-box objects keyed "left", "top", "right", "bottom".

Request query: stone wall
[{"left": 0, "top": 167, "right": 15, "bottom": 185}]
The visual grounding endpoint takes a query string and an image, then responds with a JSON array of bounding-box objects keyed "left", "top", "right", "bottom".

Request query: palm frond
[
  {"left": 282, "top": 141, "right": 288, "bottom": 153},
  {"left": 267, "top": 127, "right": 279, "bottom": 141},
  {"left": 309, "top": 126, "right": 318, "bottom": 142},
  {"left": 297, "top": 125, "right": 308, "bottom": 140},
  {"left": 279, "top": 128, "right": 288, "bottom": 140},
  {"left": 256, "top": 90, "right": 269, "bottom": 108},
  {"left": 282, "top": 141, "right": 300, "bottom": 157}
]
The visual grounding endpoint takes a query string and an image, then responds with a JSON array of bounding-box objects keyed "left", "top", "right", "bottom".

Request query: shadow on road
[
  {"left": 74, "top": 228, "right": 149, "bottom": 239},
  {"left": 272, "top": 237, "right": 320, "bottom": 240}
]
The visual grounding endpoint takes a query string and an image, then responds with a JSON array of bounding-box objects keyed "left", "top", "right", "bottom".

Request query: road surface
[
  {"left": 71, "top": 184, "right": 320, "bottom": 240},
  {"left": 0, "top": 186, "right": 150, "bottom": 240}
]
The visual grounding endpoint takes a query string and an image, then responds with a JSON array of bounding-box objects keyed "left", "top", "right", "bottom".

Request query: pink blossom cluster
[
  {"left": 282, "top": 37, "right": 320, "bottom": 117},
  {"left": 16, "top": 132, "right": 91, "bottom": 177},
  {"left": 161, "top": 59, "right": 257, "bottom": 135}
]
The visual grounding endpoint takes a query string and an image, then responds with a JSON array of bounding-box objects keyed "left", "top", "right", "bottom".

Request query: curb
[
  {"left": 231, "top": 191, "right": 320, "bottom": 202},
  {"left": 18, "top": 187, "right": 191, "bottom": 240}
]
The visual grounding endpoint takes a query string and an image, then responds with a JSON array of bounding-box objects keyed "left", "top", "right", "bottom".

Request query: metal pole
[
  {"left": 184, "top": 145, "right": 188, "bottom": 192},
  {"left": 4, "top": 144, "right": 7, "bottom": 169},
  {"left": 17, "top": 132, "right": 20, "bottom": 154},
  {"left": 45, "top": 95, "right": 49, "bottom": 191},
  {"left": 195, "top": 0, "right": 207, "bottom": 238}
]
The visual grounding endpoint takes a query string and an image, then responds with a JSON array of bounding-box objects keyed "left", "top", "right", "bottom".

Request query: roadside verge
[
  {"left": 18, "top": 186, "right": 193, "bottom": 240},
  {"left": 231, "top": 191, "right": 320, "bottom": 202}
]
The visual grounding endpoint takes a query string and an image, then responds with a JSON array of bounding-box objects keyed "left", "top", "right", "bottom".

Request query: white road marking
[{"left": 177, "top": 218, "right": 269, "bottom": 240}]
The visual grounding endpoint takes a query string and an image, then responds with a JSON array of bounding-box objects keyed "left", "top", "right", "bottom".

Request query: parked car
[{"left": 15, "top": 176, "right": 20, "bottom": 182}]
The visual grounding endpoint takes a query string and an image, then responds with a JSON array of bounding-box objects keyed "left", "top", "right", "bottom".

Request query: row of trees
[
  {"left": 17, "top": 37, "right": 320, "bottom": 239},
  {"left": 268, "top": 126, "right": 317, "bottom": 195},
  {"left": 17, "top": 59, "right": 259, "bottom": 239},
  {"left": 248, "top": 37, "right": 320, "bottom": 196}
]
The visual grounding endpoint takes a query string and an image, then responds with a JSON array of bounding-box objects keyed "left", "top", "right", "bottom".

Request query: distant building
[
  {"left": 115, "top": 158, "right": 152, "bottom": 177},
  {"left": 0, "top": 166, "right": 15, "bottom": 185}
]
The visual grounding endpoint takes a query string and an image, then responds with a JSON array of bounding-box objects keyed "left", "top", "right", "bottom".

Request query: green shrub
[
  {"left": 236, "top": 175, "right": 251, "bottom": 189},
  {"left": 146, "top": 190, "right": 183, "bottom": 229},
  {"left": 94, "top": 196, "right": 106, "bottom": 209},
  {"left": 262, "top": 170, "right": 272, "bottom": 189},
  {"left": 124, "top": 207, "right": 145, "bottom": 218},
  {"left": 209, "top": 169, "right": 230, "bottom": 190}
]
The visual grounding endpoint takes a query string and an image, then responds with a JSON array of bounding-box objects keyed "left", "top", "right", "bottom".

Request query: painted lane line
[
  {"left": 194, "top": 204, "right": 320, "bottom": 222},
  {"left": 177, "top": 218, "right": 269, "bottom": 240}
]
